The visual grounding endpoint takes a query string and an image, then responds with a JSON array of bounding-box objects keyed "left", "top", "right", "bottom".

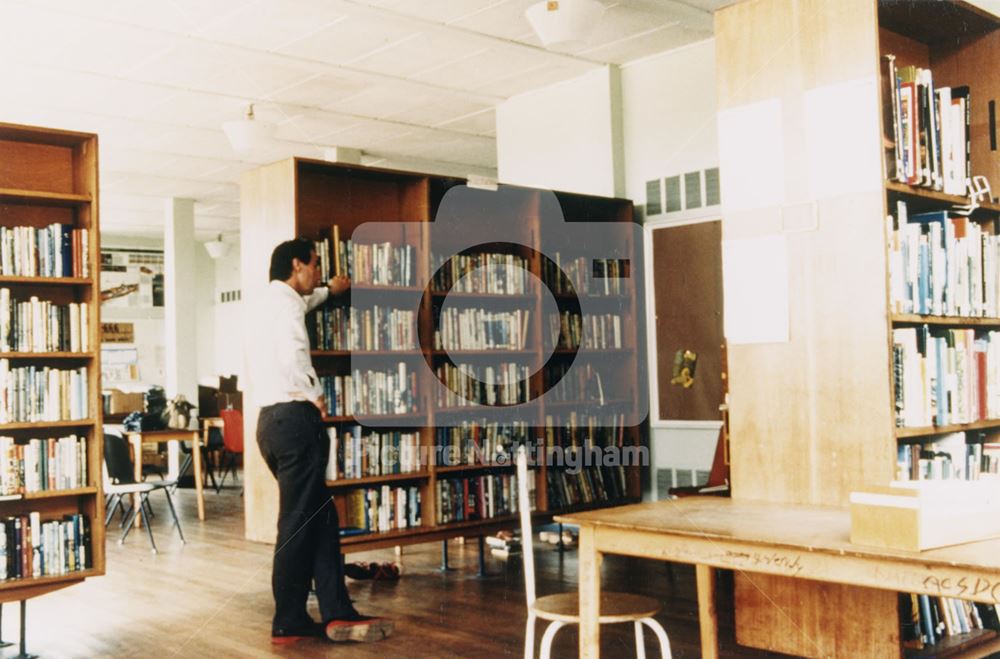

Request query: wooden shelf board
[
  {"left": 0, "top": 188, "right": 91, "bottom": 207},
  {"left": 0, "top": 569, "right": 99, "bottom": 593},
  {"left": 904, "top": 629, "right": 1000, "bottom": 658},
  {"left": 325, "top": 472, "right": 429, "bottom": 488},
  {"left": 885, "top": 182, "right": 1000, "bottom": 214},
  {"left": 311, "top": 350, "right": 423, "bottom": 357},
  {"left": 322, "top": 413, "right": 426, "bottom": 424},
  {"left": 340, "top": 525, "right": 428, "bottom": 545},
  {"left": 0, "top": 276, "right": 91, "bottom": 286},
  {"left": 430, "top": 291, "right": 538, "bottom": 300},
  {"left": 435, "top": 514, "right": 519, "bottom": 530},
  {"left": 433, "top": 406, "right": 536, "bottom": 415},
  {"left": 0, "top": 419, "right": 94, "bottom": 431},
  {"left": 552, "top": 347, "right": 633, "bottom": 354},
  {"left": 434, "top": 462, "right": 515, "bottom": 474},
  {"left": 431, "top": 349, "right": 536, "bottom": 356},
  {"left": 891, "top": 314, "right": 1000, "bottom": 327},
  {"left": 23, "top": 486, "right": 97, "bottom": 500},
  {"left": 0, "top": 352, "right": 94, "bottom": 360},
  {"left": 879, "top": 1, "right": 1000, "bottom": 46},
  {"left": 553, "top": 292, "right": 629, "bottom": 300},
  {"left": 896, "top": 419, "right": 1000, "bottom": 439},
  {"left": 349, "top": 285, "right": 423, "bottom": 293},
  {"left": 544, "top": 398, "right": 632, "bottom": 408}
]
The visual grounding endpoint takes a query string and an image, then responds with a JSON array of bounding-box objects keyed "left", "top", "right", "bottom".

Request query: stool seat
[{"left": 532, "top": 592, "right": 661, "bottom": 623}]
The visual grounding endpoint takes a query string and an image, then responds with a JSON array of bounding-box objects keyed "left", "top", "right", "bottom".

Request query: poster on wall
[
  {"left": 101, "top": 322, "right": 135, "bottom": 343},
  {"left": 100, "top": 249, "right": 164, "bottom": 308}
]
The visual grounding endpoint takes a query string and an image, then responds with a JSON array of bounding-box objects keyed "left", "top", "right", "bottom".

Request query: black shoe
[
  {"left": 272, "top": 620, "right": 324, "bottom": 644},
  {"left": 325, "top": 613, "right": 394, "bottom": 642}
]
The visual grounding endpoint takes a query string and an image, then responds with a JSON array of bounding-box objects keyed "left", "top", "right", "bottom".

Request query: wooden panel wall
[
  {"left": 240, "top": 159, "right": 298, "bottom": 544},
  {"left": 716, "top": 0, "right": 899, "bottom": 655}
]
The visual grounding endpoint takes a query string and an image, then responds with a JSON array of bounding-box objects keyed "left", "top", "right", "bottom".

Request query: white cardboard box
[{"left": 849, "top": 479, "right": 1000, "bottom": 551}]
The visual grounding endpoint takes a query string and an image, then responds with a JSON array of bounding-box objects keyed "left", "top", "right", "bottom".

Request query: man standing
[{"left": 254, "top": 238, "right": 393, "bottom": 644}]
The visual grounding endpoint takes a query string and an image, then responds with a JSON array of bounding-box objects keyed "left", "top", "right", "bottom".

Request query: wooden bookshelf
[
  {"left": 896, "top": 419, "right": 1000, "bottom": 439},
  {"left": 891, "top": 314, "right": 1000, "bottom": 328},
  {"left": 240, "top": 157, "right": 643, "bottom": 552},
  {"left": 0, "top": 188, "right": 91, "bottom": 207},
  {"left": 0, "top": 276, "right": 92, "bottom": 286},
  {"left": 715, "top": 0, "right": 1000, "bottom": 656},
  {"left": 0, "top": 122, "right": 104, "bottom": 602}
]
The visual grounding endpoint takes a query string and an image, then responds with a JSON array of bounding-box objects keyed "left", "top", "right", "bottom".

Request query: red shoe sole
[{"left": 271, "top": 634, "right": 310, "bottom": 645}]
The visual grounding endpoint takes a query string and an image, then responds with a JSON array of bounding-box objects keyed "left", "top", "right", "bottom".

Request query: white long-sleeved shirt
[{"left": 252, "top": 280, "right": 329, "bottom": 407}]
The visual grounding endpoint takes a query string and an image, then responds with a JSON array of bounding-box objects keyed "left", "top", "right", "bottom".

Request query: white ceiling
[{"left": 0, "top": 0, "right": 721, "bottom": 240}]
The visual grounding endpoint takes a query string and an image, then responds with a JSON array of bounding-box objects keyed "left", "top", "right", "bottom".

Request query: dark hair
[{"left": 269, "top": 238, "right": 315, "bottom": 281}]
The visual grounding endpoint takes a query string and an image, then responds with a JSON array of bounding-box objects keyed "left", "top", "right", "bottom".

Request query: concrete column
[{"left": 164, "top": 198, "right": 197, "bottom": 476}]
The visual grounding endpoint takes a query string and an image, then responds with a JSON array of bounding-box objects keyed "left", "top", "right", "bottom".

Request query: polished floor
[{"left": 0, "top": 482, "right": 784, "bottom": 658}]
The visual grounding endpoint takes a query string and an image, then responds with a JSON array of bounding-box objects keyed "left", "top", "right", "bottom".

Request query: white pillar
[{"left": 163, "top": 198, "right": 197, "bottom": 482}]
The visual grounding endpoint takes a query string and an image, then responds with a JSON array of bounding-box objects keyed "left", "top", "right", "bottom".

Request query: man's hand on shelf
[{"left": 328, "top": 275, "right": 350, "bottom": 297}]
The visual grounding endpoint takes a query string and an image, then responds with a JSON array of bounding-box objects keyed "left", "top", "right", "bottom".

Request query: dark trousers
[{"left": 257, "top": 401, "right": 353, "bottom": 631}]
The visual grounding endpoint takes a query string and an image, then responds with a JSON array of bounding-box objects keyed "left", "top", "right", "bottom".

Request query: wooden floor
[{"left": 0, "top": 483, "right": 787, "bottom": 658}]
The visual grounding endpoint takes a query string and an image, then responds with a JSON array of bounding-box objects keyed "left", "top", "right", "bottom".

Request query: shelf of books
[
  {"left": 880, "top": 2, "right": 1000, "bottom": 654},
  {"left": 0, "top": 121, "right": 104, "bottom": 601},
  {"left": 241, "top": 158, "right": 643, "bottom": 551}
]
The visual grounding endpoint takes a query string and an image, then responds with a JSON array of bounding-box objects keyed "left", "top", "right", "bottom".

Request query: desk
[
  {"left": 557, "top": 497, "right": 1000, "bottom": 659},
  {"left": 124, "top": 428, "right": 205, "bottom": 522}
]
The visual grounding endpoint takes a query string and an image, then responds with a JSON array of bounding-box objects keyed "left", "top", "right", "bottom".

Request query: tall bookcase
[
  {"left": 240, "top": 158, "right": 644, "bottom": 551},
  {"left": 0, "top": 122, "right": 104, "bottom": 600},
  {"left": 716, "top": 0, "right": 1000, "bottom": 656}
]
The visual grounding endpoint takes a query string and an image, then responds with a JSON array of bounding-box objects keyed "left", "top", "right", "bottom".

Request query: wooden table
[
  {"left": 124, "top": 428, "right": 205, "bottom": 522},
  {"left": 557, "top": 497, "right": 1000, "bottom": 659}
]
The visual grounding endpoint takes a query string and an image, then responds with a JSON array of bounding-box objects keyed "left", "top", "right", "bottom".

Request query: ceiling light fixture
[
  {"left": 204, "top": 234, "right": 231, "bottom": 260},
  {"left": 222, "top": 104, "right": 276, "bottom": 156},
  {"left": 525, "top": 0, "right": 604, "bottom": 49}
]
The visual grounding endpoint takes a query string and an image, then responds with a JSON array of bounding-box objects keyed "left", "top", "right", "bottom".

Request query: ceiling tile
[
  {"left": 472, "top": 60, "right": 596, "bottom": 97},
  {"left": 192, "top": 0, "right": 349, "bottom": 51},
  {"left": 130, "top": 39, "right": 317, "bottom": 101},
  {"left": 347, "top": 31, "right": 487, "bottom": 78},
  {"left": 30, "top": 0, "right": 252, "bottom": 37},
  {"left": 274, "top": 109, "right": 363, "bottom": 143},
  {"left": 435, "top": 108, "right": 496, "bottom": 136},
  {"left": 448, "top": 0, "right": 539, "bottom": 40},
  {"left": 581, "top": 24, "right": 710, "bottom": 64},
  {"left": 410, "top": 44, "right": 558, "bottom": 93},
  {"left": 264, "top": 73, "right": 371, "bottom": 109},
  {"left": 276, "top": 13, "right": 418, "bottom": 66},
  {"left": 357, "top": 0, "right": 506, "bottom": 24}
]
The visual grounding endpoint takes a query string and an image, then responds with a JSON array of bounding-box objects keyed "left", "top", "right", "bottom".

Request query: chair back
[
  {"left": 517, "top": 445, "right": 536, "bottom": 607},
  {"left": 103, "top": 434, "right": 137, "bottom": 485},
  {"left": 220, "top": 408, "right": 244, "bottom": 454}
]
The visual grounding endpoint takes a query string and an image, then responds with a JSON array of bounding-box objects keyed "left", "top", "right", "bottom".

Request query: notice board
[{"left": 652, "top": 221, "right": 725, "bottom": 421}]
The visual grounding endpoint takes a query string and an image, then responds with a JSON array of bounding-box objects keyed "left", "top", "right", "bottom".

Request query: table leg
[
  {"left": 192, "top": 432, "right": 205, "bottom": 521},
  {"left": 696, "top": 564, "right": 719, "bottom": 659},
  {"left": 129, "top": 435, "right": 143, "bottom": 528},
  {"left": 579, "top": 525, "right": 601, "bottom": 659}
]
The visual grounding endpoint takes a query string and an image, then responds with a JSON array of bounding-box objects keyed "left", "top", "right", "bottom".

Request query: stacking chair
[
  {"left": 517, "top": 446, "right": 671, "bottom": 659},
  {"left": 217, "top": 408, "right": 244, "bottom": 491},
  {"left": 103, "top": 434, "right": 185, "bottom": 553}
]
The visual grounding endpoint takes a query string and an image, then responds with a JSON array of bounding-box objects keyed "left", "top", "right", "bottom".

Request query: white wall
[
  {"left": 213, "top": 245, "right": 243, "bottom": 381},
  {"left": 621, "top": 39, "right": 719, "bottom": 217},
  {"left": 100, "top": 235, "right": 166, "bottom": 388},
  {"left": 194, "top": 245, "right": 216, "bottom": 384},
  {"left": 496, "top": 66, "right": 624, "bottom": 196},
  {"left": 620, "top": 39, "right": 723, "bottom": 495}
]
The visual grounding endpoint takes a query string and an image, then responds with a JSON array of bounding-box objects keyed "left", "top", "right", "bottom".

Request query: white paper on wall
[{"left": 722, "top": 234, "right": 789, "bottom": 345}]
